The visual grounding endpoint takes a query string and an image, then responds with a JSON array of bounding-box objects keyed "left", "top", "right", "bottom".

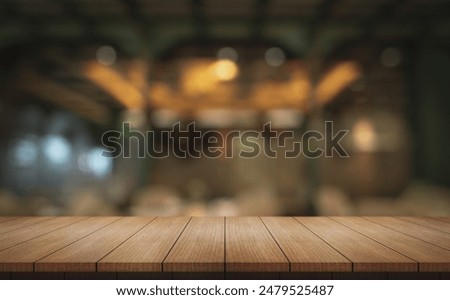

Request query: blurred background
[{"left": 0, "top": 0, "right": 449, "bottom": 217}]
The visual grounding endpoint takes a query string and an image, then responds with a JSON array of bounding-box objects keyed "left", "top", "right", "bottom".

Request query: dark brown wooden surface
[
  {"left": 261, "top": 217, "right": 351, "bottom": 272},
  {"left": 164, "top": 217, "right": 224, "bottom": 272},
  {"left": 226, "top": 217, "right": 289, "bottom": 272},
  {"left": 296, "top": 217, "right": 417, "bottom": 272},
  {"left": 0, "top": 216, "right": 449, "bottom": 274},
  {"left": 98, "top": 217, "right": 189, "bottom": 272},
  {"left": 365, "top": 217, "right": 450, "bottom": 251},
  {"left": 35, "top": 217, "right": 152, "bottom": 272},
  {"left": 332, "top": 217, "right": 450, "bottom": 272}
]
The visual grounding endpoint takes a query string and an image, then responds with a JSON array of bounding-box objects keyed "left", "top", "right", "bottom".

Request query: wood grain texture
[
  {"left": 35, "top": 217, "right": 153, "bottom": 272},
  {"left": 0, "top": 217, "right": 20, "bottom": 225},
  {"left": 262, "top": 217, "right": 351, "bottom": 272},
  {"left": 98, "top": 217, "right": 190, "bottom": 272},
  {"left": 173, "top": 272, "right": 225, "bottom": 280},
  {"left": 399, "top": 217, "right": 450, "bottom": 234},
  {"left": 296, "top": 217, "right": 417, "bottom": 272},
  {"left": 0, "top": 217, "right": 88, "bottom": 252},
  {"left": 0, "top": 217, "right": 53, "bottom": 235},
  {"left": 164, "top": 217, "right": 224, "bottom": 272},
  {"left": 387, "top": 272, "right": 440, "bottom": 280},
  {"left": 332, "top": 217, "right": 450, "bottom": 272},
  {"left": 226, "top": 217, "right": 289, "bottom": 272},
  {"left": 0, "top": 217, "right": 448, "bottom": 275},
  {"left": 432, "top": 217, "right": 450, "bottom": 223},
  {"left": 332, "top": 272, "right": 388, "bottom": 280},
  {"left": 118, "top": 272, "right": 172, "bottom": 280},
  {"left": 365, "top": 217, "right": 450, "bottom": 251},
  {"left": 0, "top": 217, "right": 119, "bottom": 272}
]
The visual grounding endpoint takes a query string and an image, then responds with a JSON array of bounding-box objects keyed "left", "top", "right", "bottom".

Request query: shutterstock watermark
[{"left": 101, "top": 121, "right": 349, "bottom": 159}]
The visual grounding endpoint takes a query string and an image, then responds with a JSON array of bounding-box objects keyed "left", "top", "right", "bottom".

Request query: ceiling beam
[
  {"left": 306, "top": 0, "right": 340, "bottom": 58},
  {"left": 325, "top": 0, "right": 409, "bottom": 60},
  {"left": 361, "top": 0, "right": 408, "bottom": 39},
  {"left": 120, "top": 0, "right": 154, "bottom": 57},
  {"left": 191, "top": 0, "right": 207, "bottom": 40},
  {"left": 35, "top": 51, "right": 147, "bottom": 111},
  {"left": 252, "top": 0, "right": 269, "bottom": 39},
  {"left": 83, "top": 61, "right": 145, "bottom": 110},
  {"left": 17, "top": 70, "right": 111, "bottom": 125}
]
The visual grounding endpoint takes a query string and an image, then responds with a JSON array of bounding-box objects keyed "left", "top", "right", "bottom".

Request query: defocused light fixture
[
  {"left": 264, "top": 47, "right": 285, "bottom": 67},
  {"left": 266, "top": 109, "right": 303, "bottom": 128},
  {"left": 78, "top": 148, "right": 113, "bottom": 178},
  {"left": 196, "top": 109, "right": 258, "bottom": 128},
  {"left": 96, "top": 46, "right": 117, "bottom": 66},
  {"left": 217, "top": 47, "right": 238, "bottom": 62},
  {"left": 181, "top": 60, "right": 219, "bottom": 95},
  {"left": 380, "top": 47, "right": 402, "bottom": 68},
  {"left": 42, "top": 135, "right": 72, "bottom": 165},
  {"left": 122, "top": 108, "right": 147, "bottom": 129},
  {"left": 10, "top": 137, "right": 39, "bottom": 167},
  {"left": 212, "top": 59, "right": 239, "bottom": 81},
  {"left": 352, "top": 119, "right": 377, "bottom": 152},
  {"left": 197, "top": 109, "right": 235, "bottom": 128},
  {"left": 316, "top": 62, "right": 361, "bottom": 105},
  {"left": 151, "top": 109, "right": 180, "bottom": 127}
]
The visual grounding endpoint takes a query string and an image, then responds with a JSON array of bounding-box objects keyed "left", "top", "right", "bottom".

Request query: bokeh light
[{"left": 96, "top": 45, "right": 117, "bottom": 66}]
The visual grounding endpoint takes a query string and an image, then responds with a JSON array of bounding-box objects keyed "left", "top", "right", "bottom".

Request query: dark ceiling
[
  {"left": 1, "top": 0, "right": 449, "bottom": 57},
  {"left": 0, "top": 0, "right": 449, "bottom": 125}
]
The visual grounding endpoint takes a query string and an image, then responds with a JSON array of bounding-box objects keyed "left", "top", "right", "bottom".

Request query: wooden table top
[{"left": 0, "top": 216, "right": 449, "bottom": 273}]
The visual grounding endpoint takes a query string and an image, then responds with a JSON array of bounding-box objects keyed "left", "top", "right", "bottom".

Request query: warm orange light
[
  {"left": 212, "top": 59, "right": 239, "bottom": 81},
  {"left": 250, "top": 67, "right": 311, "bottom": 110},
  {"left": 181, "top": 60, "right": 218, "bottom": 96},
  {"left": 316, "top": 62, "right": 361, "bottom": 105},
  {"left": 353, "top": 119, "right": 377, "bottom": 152},
  {"left": 127, "top": 59, "right": 148, "bottom": 90},
  {"left": 150, "top": 59, "right": 309, "bottom": 112},
  {"left": 84, "top": 62, "right": 144, "bottom": 109}
]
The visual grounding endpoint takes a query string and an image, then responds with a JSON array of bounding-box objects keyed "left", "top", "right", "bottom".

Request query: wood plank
[
  {"left": 365, "top": 217, "right": 450, "bottom": 251},
  {"left": 173, "top": 272, "right": 225, "bottom": 280},
  {"left": 262, "top": 217, "right": 351, "bottom": 272},
  {"left": 398, "top": 217, "right": 450, "bottom": 234},
  {"left": 118, "top": 272, "right": 172, "bottom": 280},
  {"left": 280, "top": 272, "right": 333, "bottom": 280},
  {"left": 225, "top": 217, "right": 289, "bottom": 272},
  {"left": 332, "top": 272, "right": 388, "bottom": 280},
  {"left": 296, "top": 217, "right": 417, "bottom": 272},
  {"left": 0, "top": 216, "right": 447, "bottom": 275},
  {"left": 0, "top": 217, "right": 119, "bottom": 272},
  {"left": 164, "top": 217, "right": 224, "bottom": 272},
  {"left": 64, "top": 273, "right": 117, "bottom": 280},
  {"left": 98, "top": 217, "right": 190, "bottom": 272},
  {"left": 35, "top": 217, "right": 154, "bottom": 272},
  {"left": 0, "top": 217, "right": 20, "bottom": 224},
  {"left": 387, "top": 272, "right": 440, "bottom": 280},
  {"left": 0, "top": 217, "right": 53, "bottom": 235},
  {"left": 226, "top": 272, "right": 280, "bottom": 280},
  {"left": 431, "top": 217, "right": 450, "bottom": 223},
  {"left": 332, "top": 217, "right": 450, "bottom": 272},
  {"left": 11, "top": 272, "right": 64, "bottom": 280},
  {"left": 0, "top": 217, "right": 88, "bottom": 252}
]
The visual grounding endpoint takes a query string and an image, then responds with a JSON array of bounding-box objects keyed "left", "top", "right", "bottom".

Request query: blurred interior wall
[{"left": 410, "top": 46, "right": 450, "bottom": 186}]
